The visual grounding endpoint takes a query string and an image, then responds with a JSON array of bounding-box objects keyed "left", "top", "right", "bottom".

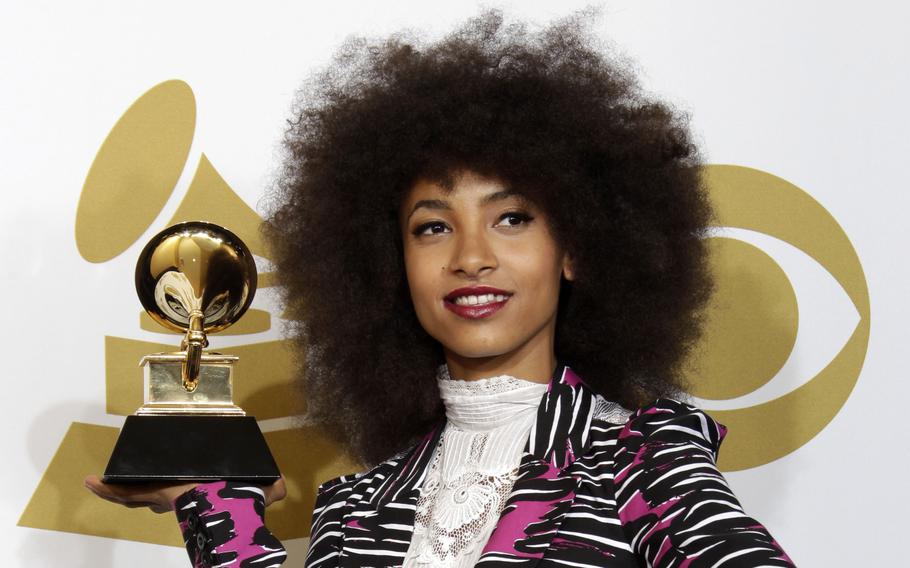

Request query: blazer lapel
[{"left": 477, "top": 366, "right": 598, "bottom": 567}]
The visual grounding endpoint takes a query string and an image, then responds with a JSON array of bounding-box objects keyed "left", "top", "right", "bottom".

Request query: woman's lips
[{"left": 443, "top": 286, "right": 512, "bottom": 319}]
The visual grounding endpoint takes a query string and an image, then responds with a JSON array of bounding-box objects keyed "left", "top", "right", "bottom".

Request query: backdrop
[{"left": 3, "top": 1, "right": 907, "bottom": 565}]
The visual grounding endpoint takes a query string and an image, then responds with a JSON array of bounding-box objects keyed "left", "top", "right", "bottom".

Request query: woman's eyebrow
[
  {"left": 406, "top": 190, "right": 525, "bottom": 222},
  {"left": 480, "top": 190, "right": 523, "bottom": 206},
  {"left": 406, "top": 199, "right": 450, "bottom": 222}
]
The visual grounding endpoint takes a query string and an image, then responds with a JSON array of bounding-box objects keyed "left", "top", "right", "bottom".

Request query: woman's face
[{"left": 400, "top": 170, "right": 573, "bottom": 381}]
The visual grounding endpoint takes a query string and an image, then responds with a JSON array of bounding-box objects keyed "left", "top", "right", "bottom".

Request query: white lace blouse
[{"left": 403, "top": 367, "right": 549, "bottom": 567}]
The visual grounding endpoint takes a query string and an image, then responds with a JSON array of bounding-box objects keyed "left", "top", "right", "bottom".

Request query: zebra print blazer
[{"left": 304, "top": 366, "right": 794, "bottom": 567}]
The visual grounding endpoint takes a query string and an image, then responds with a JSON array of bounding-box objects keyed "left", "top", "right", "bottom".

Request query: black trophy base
[{"left": 103, "top": 415, "right": 280, "bottom": 484}]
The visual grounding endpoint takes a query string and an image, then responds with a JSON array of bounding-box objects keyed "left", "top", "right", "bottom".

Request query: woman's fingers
[
  {"left": 84, "top": 475, "right": 287, "bottom": 512},
  {"left": 263, "top": 476, "right": 287, "bottom": 507},
  {"left": 84, "top": 475, "right": 133, "bottom": 504},
  {"left": 83, "top": 475, "right": 197, "bottom": 514}
]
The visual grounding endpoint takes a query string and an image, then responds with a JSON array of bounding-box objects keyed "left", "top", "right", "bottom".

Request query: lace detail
[
  {"left": 467, "top": 432, "right": 488, "bottom": 466},
  {"left": 437, "top": 366, "right": 540, "bottom": 396},
  {"left": 411, "top": 437, "right": 519, "bottom": 566},
  {"left": 592, "top": 395, "right": 632, "bottom": 425}
]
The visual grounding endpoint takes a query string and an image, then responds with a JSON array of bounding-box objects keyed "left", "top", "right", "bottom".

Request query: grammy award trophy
[{"left": 103, "top": 221, "right": 281, "bottom": 483}]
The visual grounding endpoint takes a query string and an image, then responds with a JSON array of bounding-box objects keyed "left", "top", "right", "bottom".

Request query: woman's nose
[{"left": 450, "top": 230, "right": 497, "bottom": 277}]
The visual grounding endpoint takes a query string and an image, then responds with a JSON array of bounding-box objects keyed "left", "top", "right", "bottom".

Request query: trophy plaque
[{"left": 103, "top": 221, "right": 281, "bottom": 484}]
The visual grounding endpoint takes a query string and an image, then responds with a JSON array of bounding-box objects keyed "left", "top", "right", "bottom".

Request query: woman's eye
[
  {"left": 494, "top": 212, "right": 533, "bottom": 228},
  {"left": 413, "top": 221, "right": 449, "bottom": 236}
]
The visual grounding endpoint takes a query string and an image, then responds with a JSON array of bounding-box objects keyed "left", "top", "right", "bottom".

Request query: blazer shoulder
[
  {"left": 617, "top": 397, "right": 726, "bottom": 451},
  {"left": 314, "top": 445, "right": 413, "bottom": 501},
  {"left": 582, "top": 396, "right": 725, "bottom": 459},
  {"left": 315, "top": 470, "right": 364, "bottom": 497}
]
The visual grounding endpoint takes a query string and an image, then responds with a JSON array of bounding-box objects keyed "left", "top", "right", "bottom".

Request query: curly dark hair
[{"left": 264, "top": 10, "right": 713, "bottom": 466}]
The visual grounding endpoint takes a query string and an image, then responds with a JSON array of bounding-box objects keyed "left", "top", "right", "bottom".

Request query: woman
[{"left": 87, "top": 11, "right": 795, "bottom": 567}]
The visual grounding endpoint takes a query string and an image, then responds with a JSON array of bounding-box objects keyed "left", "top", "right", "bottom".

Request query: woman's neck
[{"left": 443, "top": 347, "right": 556, "bottom": 384}]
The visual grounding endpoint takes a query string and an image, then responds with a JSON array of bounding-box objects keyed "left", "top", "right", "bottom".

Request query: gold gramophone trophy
[{"left": 103, "top": 221, "right": 280, "bottom": 483}]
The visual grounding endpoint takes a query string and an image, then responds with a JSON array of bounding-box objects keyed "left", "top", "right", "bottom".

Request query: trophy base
[{"left": 102, "top": 415, "right": 281, "bottom": 484}]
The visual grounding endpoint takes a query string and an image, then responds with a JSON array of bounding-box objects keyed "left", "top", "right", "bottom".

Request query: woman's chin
[{"left": 440, "top": 337, "right": 526, "bottom": 365}]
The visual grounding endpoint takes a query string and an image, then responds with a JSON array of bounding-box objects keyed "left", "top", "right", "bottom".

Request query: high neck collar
[
  {"left": 436, "top": 365, "right": 549, "bottom": 432},
  {"left": 371, "top": 364, "right": 597, "bottom": 509}
]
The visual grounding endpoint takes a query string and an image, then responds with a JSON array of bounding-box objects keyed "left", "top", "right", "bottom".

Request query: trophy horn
[{"left": 135, "top": 221, "right": 257, "bottom": 390}]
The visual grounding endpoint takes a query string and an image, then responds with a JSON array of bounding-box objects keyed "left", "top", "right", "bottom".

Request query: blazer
[{"left": 303, "top": 366, "right": 794, "bottom": 567}]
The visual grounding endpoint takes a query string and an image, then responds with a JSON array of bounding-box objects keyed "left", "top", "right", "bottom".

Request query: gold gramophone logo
[{"left": 18, "top": 80, "right": 358, "bottom": 547}]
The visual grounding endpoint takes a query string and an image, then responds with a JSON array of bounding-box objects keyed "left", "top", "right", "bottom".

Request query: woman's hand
[{"left": 83, "top": 475, "right": 287, "bottom": 514}]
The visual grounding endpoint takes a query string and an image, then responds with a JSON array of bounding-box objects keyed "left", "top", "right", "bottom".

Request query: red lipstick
[{"left": 444, "top": 286, "right": 512, "bottom": 320}]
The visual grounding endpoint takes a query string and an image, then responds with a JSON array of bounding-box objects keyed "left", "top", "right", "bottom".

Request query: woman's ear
[{"left": 562, "top": 253, "right": 576, "bottom": 282}]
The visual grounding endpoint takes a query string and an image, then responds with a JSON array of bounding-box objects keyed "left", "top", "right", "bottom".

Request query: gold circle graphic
[
  {"left": 75, "top": 80, "right": 196, "bottom": 263},
  {"left": 687, "top": 237, "right": 798, "bottom": 400},
  {"left": 694, "top": 165, "right": 870, "bottom": 471}
]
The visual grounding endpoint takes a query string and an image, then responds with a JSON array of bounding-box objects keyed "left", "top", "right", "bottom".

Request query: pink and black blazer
[{"left": 300, "top": 366, "right": 795, "bottom": 567}]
